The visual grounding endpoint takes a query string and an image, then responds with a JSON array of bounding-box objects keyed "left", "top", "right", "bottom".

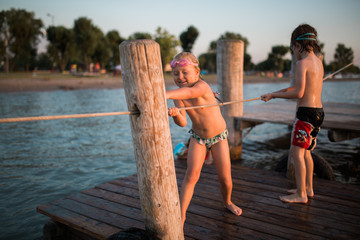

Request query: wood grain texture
[{"left": 119, "top": 39, "right": 183, "bottom": 239}]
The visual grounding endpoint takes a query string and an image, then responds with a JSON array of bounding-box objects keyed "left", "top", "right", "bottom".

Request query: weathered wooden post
[
  {"left": 119, "top": 39, "right": 183, "bottom": 239},
  {"left": 217, "top": 39, "right": 244, "bottom": 160}
]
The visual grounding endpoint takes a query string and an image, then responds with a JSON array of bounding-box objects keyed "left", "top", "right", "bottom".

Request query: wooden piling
[
  {"left": 119, "top": 40, "right": 184, "bottom": 239},
  {"left": 217, "top": 40, "right": 244, "bottom": 160}
]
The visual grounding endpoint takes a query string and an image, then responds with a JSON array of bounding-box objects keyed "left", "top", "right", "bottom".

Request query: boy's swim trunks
[
  {"left": 292, "top": 107, "right": 324, "bottom": 150},
  {"left": 189, "top": 129, "right": 228, "bottom": 149}
]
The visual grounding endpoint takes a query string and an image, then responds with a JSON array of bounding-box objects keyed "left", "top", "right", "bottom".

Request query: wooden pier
[
  {"left": 37, "top": 159, "right": 360, "bottom": 240},
  {"left": 237, "top": 101, "right": 360, "bottom": 135},
  {"left": 36, "top": 40, "right": 360, "bottom": 239}
]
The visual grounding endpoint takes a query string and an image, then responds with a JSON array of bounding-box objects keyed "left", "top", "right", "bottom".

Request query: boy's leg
[
  {"left": 180, "top": 138, "right": 206, "bottom": 226},
  {"left": 280, "top": 145, "right": 308, "bottom": 203},
  {"left": 286, "top": 149, "right": 314, "bottom": 198},
  {"left": 304, "top": 150, "right": 314, "bottom": 198},
  {"left": 211, "top": 139, "right": 242, "bottom": 216}
]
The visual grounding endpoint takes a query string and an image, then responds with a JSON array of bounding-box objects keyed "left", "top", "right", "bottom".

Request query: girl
[{"left": 166, "top": 52, "right": 242, "bottom": 227}]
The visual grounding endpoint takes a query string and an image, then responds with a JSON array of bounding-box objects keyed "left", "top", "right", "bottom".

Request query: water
[{"left": 0, "top": 81, "right": 359, "bottom": 240}]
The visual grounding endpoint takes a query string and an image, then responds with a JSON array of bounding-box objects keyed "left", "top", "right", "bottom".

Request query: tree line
[{"left": 1, "top": 8, "right": 359, "bottom": 74}]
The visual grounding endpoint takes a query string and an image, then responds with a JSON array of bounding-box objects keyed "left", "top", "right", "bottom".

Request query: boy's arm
[
  {"left": 261, "top": 62, "right": 306, "bottom": 102},
  {"left": 168, "top": 100, "right": 187, "bottom": 127},
  {"left": 166, "top": 81, "right": 207, "bottom": 100}
]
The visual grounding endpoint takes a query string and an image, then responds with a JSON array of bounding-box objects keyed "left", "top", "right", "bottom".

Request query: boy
[{"left": 261, "top": 24, "right": 324, "bottom": 203}]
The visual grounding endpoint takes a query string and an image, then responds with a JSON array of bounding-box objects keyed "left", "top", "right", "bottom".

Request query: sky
[{"left": 1, "top": 0, "right": 360, "bottom": 66}]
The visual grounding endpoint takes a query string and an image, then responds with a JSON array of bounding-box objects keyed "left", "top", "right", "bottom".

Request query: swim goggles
[{"left": 170, "top": 59, "right": 198, "bottom": 68}]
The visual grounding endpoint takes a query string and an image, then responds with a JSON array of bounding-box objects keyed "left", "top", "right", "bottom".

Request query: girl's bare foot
[
  {"left": 224, "top": 202, "right": 242, "bottom": 216},
  {"left": 287, "top": 189, "right": 314, "bottom": 199},
  {"left": 279, "top": 193, "right": 308, "bottom": 203}
]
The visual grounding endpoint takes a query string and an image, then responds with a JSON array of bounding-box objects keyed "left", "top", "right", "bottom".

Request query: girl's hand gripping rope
[{"left": 168, "top": 107, "right": 180, "bottom": 117}]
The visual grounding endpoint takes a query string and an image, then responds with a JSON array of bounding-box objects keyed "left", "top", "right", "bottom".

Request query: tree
[
  {"left": 92, "top": 30, "right": 111, "bottom": 71},
  {"left": 73, "top": 17, "right": 102, "bottom": 70},
  {"left": 271, "top": 45, "right": 289, "bottom": 72},
  {"left": 328, "top": 43, "right": 359, "bottom": 73},
  {"left": 256, "top": 45, "right": 289, "bottom": 72},
  {"left": 198, "top": 52, "right": 216, "bottom": 73},
  {"left": 207, "top": 32, "right": 252, "bottom": 71},
  {"left": 106, "top": 30, "right": 125, "bottom": 68},
  {"left": 179, "top": 25, "right": 199, "bottom": 52},
  {"left": 46, "top": 26, "right": 76, "bottom": 71},
  {"left": 153, "top": 27, "right": 179, "bottom": 69},
  {"left": 0, "top": 8, "right": 43, "bottom": 71},
  {"left": 128, "top": 32, "right": 152, "bottom": 40},
  {"left": 36, "top": 52, "right": 53, "bottom": 70}
]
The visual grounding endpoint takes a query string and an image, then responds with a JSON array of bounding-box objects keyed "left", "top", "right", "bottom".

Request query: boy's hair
[
  {"left": 291, "top": 24, "right": 321, "bottom": 54},
  {"left": 173, "top": 52, "right": 200, "bottom": 71}
]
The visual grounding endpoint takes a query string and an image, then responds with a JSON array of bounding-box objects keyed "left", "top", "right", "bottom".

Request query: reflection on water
[{"left": 0, "top": 81, "right": 359, "bottom": 239}]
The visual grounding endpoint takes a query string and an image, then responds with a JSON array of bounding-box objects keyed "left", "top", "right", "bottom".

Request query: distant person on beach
[
  {"left": 261, "top": 24, "right": 324, "bottom": 204},
  {"left": 166, "top": 52, "right": 242, "bottom": 227}
]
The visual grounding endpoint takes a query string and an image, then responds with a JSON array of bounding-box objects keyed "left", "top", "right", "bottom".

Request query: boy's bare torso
[{"left": 296, "top": 53, "right": 324, "bottom": 108}]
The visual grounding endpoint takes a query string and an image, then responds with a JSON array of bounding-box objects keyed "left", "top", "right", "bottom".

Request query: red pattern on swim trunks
[{"left": 292, "top": 119, "right": 313, "bottom": 149}]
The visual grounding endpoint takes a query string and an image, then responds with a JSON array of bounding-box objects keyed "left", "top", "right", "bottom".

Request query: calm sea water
[{"left": 0, "top": 81, "right": 359, "bottom": 240}]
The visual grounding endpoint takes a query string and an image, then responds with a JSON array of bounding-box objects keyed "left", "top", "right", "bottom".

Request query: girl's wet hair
[{"left": 291, "top": 24, "right": 321, "bottom": 53}]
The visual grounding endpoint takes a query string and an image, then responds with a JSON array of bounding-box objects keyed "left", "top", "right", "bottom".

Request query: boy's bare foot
[
  {"left": 224, "top": 202, "right": 242, "bottom": 216},
  {"left": 279, "top": 193, "right": 308, "bottom": 203},
  {"left": 287, "top": 189, "right": 314, "bottom": 199}
]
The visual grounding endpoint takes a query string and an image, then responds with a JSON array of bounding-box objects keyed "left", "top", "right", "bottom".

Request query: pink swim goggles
[{"left": 170, "top": 59, "right": 198, "bottom": 68}]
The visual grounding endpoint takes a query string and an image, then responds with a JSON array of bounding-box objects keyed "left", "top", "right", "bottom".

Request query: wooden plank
[
  {"left": 110, "top": 165, "right": 360, "bottom": 239},
  {"left": 237, "top": 101, "right": 360, "bottom": 132},
  {"left": 37, "top": 162, "right": 360, "bottom": 240},
  {"left": 184, "top": 170, "right": 358, "bottom": 237},
  {"left": 37, "top": 203, "right": 120, "bottom": 239}
]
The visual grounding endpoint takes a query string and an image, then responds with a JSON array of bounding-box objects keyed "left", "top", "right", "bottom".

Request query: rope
[
  {"left": 323, "top": 58, "right": 360, "bottom": 81},
  {"left": 0, "top": 59, "right": 358, "bottom": 124},
  {"left": 178, "top": 97, "right": 261, "bottom": 111},
  {"left": 0, "top": 111, "right": 137, "bottom": 123},
  {"left": 0, "top": 98, "right": 260, "bottom": 123}
]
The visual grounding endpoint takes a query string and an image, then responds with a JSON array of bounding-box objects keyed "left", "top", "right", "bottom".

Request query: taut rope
[
  {"left": 323, "top": 58, "right": 360, "bottom": 81},
  {"left": 178, "top": 97, "right": 261, "bottom": 111},
  {"left": 0, "top": 111, "right": 137, "bottom": 123},
  {"left": 0, "top": 97, "right": 260, "bottom": 123},
  {"left": 0, "top": 59, "right": 358, "bottom": 123}
]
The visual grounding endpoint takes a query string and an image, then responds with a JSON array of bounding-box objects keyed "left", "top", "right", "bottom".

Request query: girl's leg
[
  {"left": 211, "top": 139, "right": 242, "bottom": 216},
  {"left": 180, "top": 138, "right": 206, "bottom": 226},
  {"left": 280, "top": 145, "right": 308, "bottom": 203}
]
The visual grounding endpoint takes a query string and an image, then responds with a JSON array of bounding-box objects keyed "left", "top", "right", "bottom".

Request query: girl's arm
[
  {"left": 168, "top": 100, "right": 187, "bottom": 127},
  {"left": 166, "top": 81, "right": 207, "bottom": 100}
]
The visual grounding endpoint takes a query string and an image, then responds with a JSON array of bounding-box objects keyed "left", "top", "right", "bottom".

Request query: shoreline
[{"left": 0, "top": 74, "right": 358, "bottom": 93}]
